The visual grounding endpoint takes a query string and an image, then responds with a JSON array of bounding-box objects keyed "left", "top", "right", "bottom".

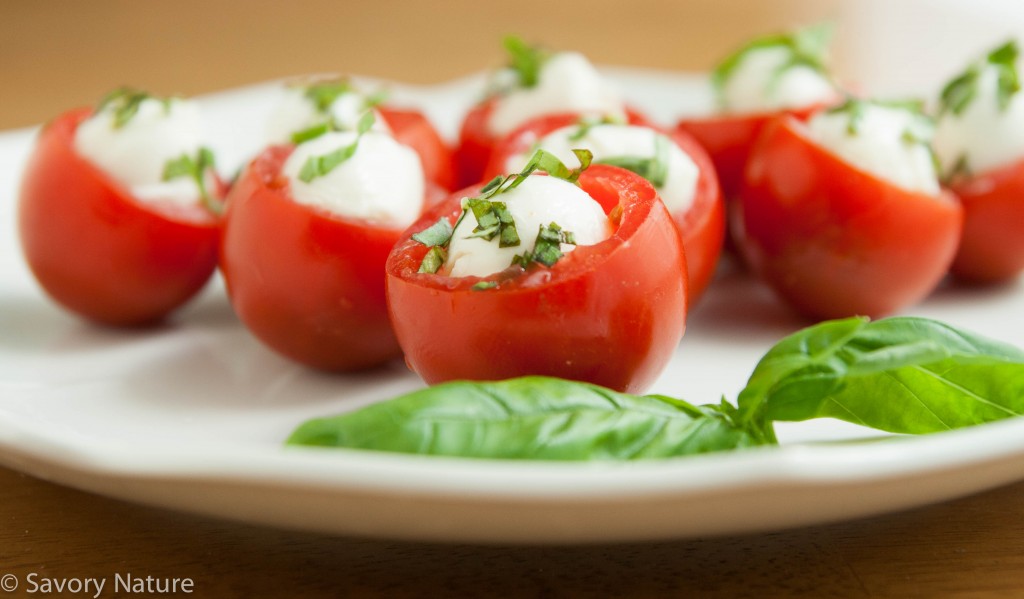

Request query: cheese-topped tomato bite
[
  {"left": 487, "top": 44, "right": 626, "bottom": 137},
  {"left": 281, "top": 114, "right": 424, "bottom": 229},
  {"left": 74, "top": 88, "right": 218, "bottom": 209},
  {"left": 933, "top": 41, "right": 1024, "bottom": 178},
  {"left": 445, "top": 175, "right": 610, "bottom": 278},
  {"left": 266, "top": 78, "right": 390, "bottom": 145},
  {"left": 805, "top": 99, "right": 940, "bottom": 196},
  {"left": 713, "top": 24, "right": 838, "bottom": 115},
  {"left": 502, "top": 121, "right": 700, "bottom": 215},
  {"left": 931, "top": 40, "right": 1024, "bottom": 283}
]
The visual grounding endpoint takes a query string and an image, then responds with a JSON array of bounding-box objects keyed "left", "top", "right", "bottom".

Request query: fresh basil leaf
[
  {"left": 940, "top": 40, "right": 1020, "bottom": 116},
  {"left": 161, "top": 147, "right": 221, "bottom": 215},
  {"left": 287, "top": 377, "right": 766, "bottom": 460},
  {"left": 738, "top": 317, "right": 1024, "bottom": 435},
  {"left": 412, "top": 217, "right": 454, "bottom": 247},
  {"left": 303, "top": 79, "right": 353, "bottom": 114}
]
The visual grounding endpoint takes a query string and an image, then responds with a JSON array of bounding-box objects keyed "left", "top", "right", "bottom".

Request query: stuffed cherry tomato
[
  {"left": 677, "top": 25, "right": 840, "bottom": 199},
  {"left": 266, "top": 77, "right": 454, "bottom": 191},
  {"left": 454, "top": 36, "right": 633, "bottom": 188},
  {"left": 18, "top": 89, "right": 222, "bottom": 326},
  {"left": 738, "top": 101, "right": 963, "bottom": 320},
  {"left": 221, "top": 115, "right": 425, "bottom": 371},
  {"left": 386, "top": 158, "right": 687, "bottom": 393},
  {"left": 486, "top": 113, "right": 724, "bottom": 301},
  {"left": 933, "top": 40, "right": 1024, "bottom": 283}
]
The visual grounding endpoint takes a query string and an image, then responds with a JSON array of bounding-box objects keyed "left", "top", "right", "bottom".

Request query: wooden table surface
[{"left": 4, "top": 1, "right": 1024, "bottom": 596}]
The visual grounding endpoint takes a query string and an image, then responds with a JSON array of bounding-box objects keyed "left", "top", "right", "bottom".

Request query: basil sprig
[
  {"left": 297, "top": 111, "right": 375, "bottom": 183},
  {"left": 162, "top": 147, "right": 222, "bottom": 216},
  {"left": 711, "top": 23, "right": 833, "bottom": 109},
  {"left": 288, "top": 316, "right": 1024, "bottom": 460},
  {"left": 97, "top": 87, "right": 173, "bottom": 129},
  {"left": 411, "top": 148, "right": 594, "bottom": 274},
  {"left": 288, "top": 78, "right": 388, "bottom": 144},
  {"left": 940, "top": 40, "right": 1020, "bottom": 117}
]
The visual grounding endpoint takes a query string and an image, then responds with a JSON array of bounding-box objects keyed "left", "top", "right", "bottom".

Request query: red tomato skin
[
  {"left": 219, "top": 146, "right": 405, "bottom": 371},
  {"left": 738, "top": 116, "right": 963, "bottom": 320},
  {"left": 17, "top": 108, "right": 219, "bottom": 326},
  {"left": 484, "top": 113, "right": 724, "bottom": 302},
  {"left": 948, "top": 158, "right": 1024, "bottom": 283},
  {"left": 455, "top": 99, "right": 652, "bottom": 189},
  {"left": 378, "top": 106, "right": 455, "bottom": 191},
  {"left": 385, "top": 165, "right": 687, "bottom": 394},
  {"left": 677, "top": 104, "right": 827, "bottom": 199}
]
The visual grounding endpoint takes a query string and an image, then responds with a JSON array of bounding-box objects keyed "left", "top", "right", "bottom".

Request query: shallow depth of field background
[{"left": 2, "top": 0, "right": 1023, "bottom": 129}]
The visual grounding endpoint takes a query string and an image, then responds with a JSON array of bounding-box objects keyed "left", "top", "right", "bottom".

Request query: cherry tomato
[
  {"left": 947, "top": 158, "right": 1024, "bottom": 283},
  {"left": 484, "top": 113, "right": 724, "bottom": 302},
  {"left": 18, "top": 108, "right": 220, "bottom": 326},
  {"left": 378, "top": 106, "right": 455, "bottom": 191},
  {"left": 385, "top": 165, "right": 687, "bottom": 393},
  {"left": 738, "top": 115, "right": 963, "bottom": 320},
  {"left": 455, "top": 99, "right": 652, "bottom": 188},
  {"left": 220, "top": 145, "right": 410, "bottom": 371}
]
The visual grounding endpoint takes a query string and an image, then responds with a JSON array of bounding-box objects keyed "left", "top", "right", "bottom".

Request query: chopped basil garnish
[
  {"left": 503, "top": 35, "right": 549, "bottom": 89},
  {"left": 940, "top": 40, "right": 1020, "bottom": 116},
  {"left": 290, "top": 122, "right": 332, "bottom": 145},
  {"left": 97, "top": 87, "right": 172, "bottom": 129},
  {"left": 595, "top": 135, "right": 671, "bottom": 188},
  {"left": 411, "top": 147, "right": 594, "bottom": 274},
  {"left": 826, "top": 97, "right": 932, "bottom": 140},
  {"left": 711, "top": 23, "right": 833, "bottom": 109},
  {"left": 512, "top": 222, "right": 577, "bottom": 268},
  {"left": 162, "top": 147, "right": 221, "bottom": 216},
  {"left": 297, "top": 111, "right": 375, "bottom": 183},
  {"left": 567, "top": 115, "right": 626, "bottom": 142},
  {"left": 471, "top": 281, "right": 499, "bottom": 291},
  {"left": 418, "top": 247, "right": 447, "bottom": 274},
  {"left": 412, "top": 217, "right": 454, "bottom": 247}
]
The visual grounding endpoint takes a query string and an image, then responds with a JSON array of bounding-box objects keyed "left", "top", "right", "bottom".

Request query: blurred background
[{"left": 3, "top": 0, "right": 1024, "bottom": 130}]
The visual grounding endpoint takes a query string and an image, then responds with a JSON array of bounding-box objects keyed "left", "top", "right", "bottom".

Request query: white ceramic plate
[{"left": 2, "top": 71, "right": 1024, "bottom": 545}]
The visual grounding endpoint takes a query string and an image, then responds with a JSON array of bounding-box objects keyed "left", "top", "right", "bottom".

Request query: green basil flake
[
  {"left": 471, "top": 281, "right": 498, "bottom": 291},
  {"left": 595, "top": 135, "right": 669, "bottom": 188},
  {"left": 290, "top": 122, "right": 331, "bottom": 145},
  {"left": 303, "top": 79, "right": 353, "bottom": 114},
  {"left": 737, "top": 316, "right": 1024, "bottom": 438},
  {"left": 941, "top": 40, "right": 1020, "bottom": 116},
  {"left": 512, "top": 222, "right": 576, "bottom": 268},
  {"left": 411, "top": 217, "right": 454, "bottom": 247},
  {"left": 161, "top": 147, "right": 221, "bottom": 216},
  {"left": 286, "top": 376, "right": 764, "bottom": 460},
  {"left": 462, "top": 199, "right": 520, "bottom": 247},
  {"left": 479, "top": 175, "right": 505, "bottom": 196},
  {"left": 363, "top": 89, "right": 390, "bottom": 110},
  {"left": 417, "top": 246, "right": 447, "bottom": 274},
  {"left": 712, "top": 23, "right": 834, "bottom": 108},
  {"left": 503, "top": 35, "right": 548, "bottom": 89}
]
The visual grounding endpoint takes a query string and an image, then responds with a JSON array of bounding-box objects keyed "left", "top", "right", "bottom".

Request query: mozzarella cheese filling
[
  {"left": 282, "top": 130, "right": 423, "bottom": 229},
  {"left": 504, "top": 123, "right": 700, "bottom": 214},
  {"left": 445, "top": 175, "right": 610, "bottom": 278},
  {"left": 74, "top": 97, "right": 209, "bottom": 207},
  {"left": 488, "top": 52, "right": 626, "bottom": 137},
  {"left": 718, "top": 45, "right": 835, "bottom": 114},
  {"left": 806, "top": 103, "right": 940, "bottom": 196},
  {"left": 933, "top": 63, "right": 1024, "bottom": 176}
]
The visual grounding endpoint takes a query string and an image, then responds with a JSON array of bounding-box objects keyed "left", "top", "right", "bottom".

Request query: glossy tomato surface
[
  {"left": 948, "top": 158, "right": 1024, "bottom": 283},
  {"left": 677, "top": 103, "right": 824, "bottom": 200},
  {"left": 18, "top": 108, "right": 220, "bottom": 326},
  {"left": 738, "top": 116, "right": 963, "bottom": 320},
  {"left": 455, "top": 99, "right": 652, "bottom": 189},
  {"left": 220, "top": 146, "right": 406, "bottom": 371},
  {"left": 386, "top": 165, "right": 687, "bottom": 394},
  {"left": 379, "top": 106, "right": 455, "bottom": 191},
  {"left": 484, "top": 113, "right": 724, "bottom": 302}
]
